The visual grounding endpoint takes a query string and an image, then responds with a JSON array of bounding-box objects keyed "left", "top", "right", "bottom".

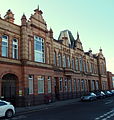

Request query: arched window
[
  {"left": 89, "top": 62, "right": 92, "bottom": 73},
  {"left": 58, "top": 53, "right": 62, "bottom": 67},
  {"left": 76, "top": 58, "right": 79, "bottom": 71},
  {"left": 12, "top": 38, "right": 18, "bottom": 59},
  {"left": 83, "top": 61, "right": 86, "bottom": 72},
  {"left": 2, "top": 35, "right": 8, "bottom": 57},
  {"left": 67, "top": 56, "right": 70, "bottom": 68},
  {"left": 79, "top": 57, "right": 83, "bottom": 71},
  {"left": 63, "top": 54, "right": 66, "bottom": 67},
  {"left": 34, "top": 36, "right": 45, "bottom": 63}
]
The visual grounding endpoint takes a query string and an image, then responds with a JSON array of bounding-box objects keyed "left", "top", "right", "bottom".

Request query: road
[{"left": 3, "top": 96, "right": 114, "bottom": 120}]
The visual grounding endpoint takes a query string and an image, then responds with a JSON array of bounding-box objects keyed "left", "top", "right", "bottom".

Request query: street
[{"left": 2, "top": 96, "right": 114, "bottom": 120}]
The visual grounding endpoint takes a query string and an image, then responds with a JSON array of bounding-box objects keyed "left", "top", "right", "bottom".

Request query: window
[
  {"left": 67, "top": 56, "right": 70, "bottom": 68},
  {"left": 54, "top": 51, "right": 57, "bottom": 66},
  {"left": 96, "top": 81, "right": 99, "bottom": 90},
  {"left": 34, "top": 36, "right": 45, "bottom": 63},
  {"left": 2, "top": 35, "right": 8, "bottom": 57},
  {"left": 74, "top": 79, "right": 77, "bottom": 92},
  {"left": 63, "top": 54, "right": 66, "bottom": 67},
  {"left": 102, "top": 81, "right": 107, "bottom": 90},
  {"left": 72, "top": 58, "right": 75, "bottom": 70},
  {"left": 79, "top": 57, "right": 83, "bottom": 71},
  {"left": 91, "top": 80, "right": 95, "bottom": 90},
  {"left": 58, "top": 53, "right": 62, "bottom": 67},
  {"left": 77, "top": 79, "right": 80, "bottom": 91},
  {"left": 38, "top": 76, "right": 44, "bottom": 94},
  {"left": 64, "top": 79, "right": 68, "bottom": 92},
  {"left": 48, "top": 77, "right": 51, "bottom": 93},
  {"left": 59, "top": 77, "right": 63, "bottom": 91},
  {"left": 0, "top": 102, "right": 7, "bottom": 106},
  {"left": 81, "top": 79, "right": 85, "bottom": 91},
  {"left": 112, "top": 77, "right": 114, "bottom": 88},
  {"left": 68, "top": 79, "right": 72, "bottom": 92},
  {"left": 90, "top": 63, "right": 92, "bottom": 73},
  {"left": 12, "top": 38, "right": 18, "bottom": 59},
  {"left": 76, "top": 58, "right": 79, "bottom": 71},
  {"left": 91, "top": 63, "right": 94, "bottom": 73},
  {"left": 87, "top": 61, "right": 89, "bottom": 72},
  {"left": 28, "top": 75, "right": 33, "bottom": 94},
  {"left": 83, "top": 61, "right": 87, "bottom": 72}
]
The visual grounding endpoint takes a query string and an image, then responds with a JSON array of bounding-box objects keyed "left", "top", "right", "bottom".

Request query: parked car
[
  {"left": 95, "top": 91, "right": 105, "bottom": 99},
  {"left": 0, "top": 100, "right": 15, "bottom": 118},
  {"left": 110, "top": 90, "right": 114, "bottom": 95},
  {"left": 104, "top": 91, "right": 112, "bottom": 97},
  {"left": 81, "top": 92, "right": 97, "bottom": 101}
]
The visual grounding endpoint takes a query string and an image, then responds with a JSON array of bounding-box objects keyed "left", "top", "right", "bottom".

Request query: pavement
[{"left": 15, "top": 98, "right": 80, "bottom": 116}]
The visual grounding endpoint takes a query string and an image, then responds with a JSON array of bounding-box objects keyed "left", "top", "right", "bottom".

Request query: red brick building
[
  {"left": 0, "top": 8, "right": 108, "bottom": 106},
  {"left": 107, "top": 71, "right": 113, "bottom": 90}
]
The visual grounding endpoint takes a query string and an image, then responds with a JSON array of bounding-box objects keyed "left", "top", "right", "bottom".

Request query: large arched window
[
  {"left": 58, "top": 53, "right": 62, "bottom": 67},
  {"left": 2, "top": 35, "right": 8, "bottom": 57},
  {"left": 34, "top": 36, "right": 45, "bottom": 63},
  {"left": 12, "top": 38, "right": 18, "bottom": 59}
]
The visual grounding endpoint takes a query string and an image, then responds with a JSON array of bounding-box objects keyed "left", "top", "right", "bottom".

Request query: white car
[{"left": 0, "top": 100, "right": 15, "bottom": 118}]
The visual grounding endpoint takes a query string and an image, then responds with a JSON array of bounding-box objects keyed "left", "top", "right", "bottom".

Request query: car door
[{"left": 0, "top": 101, "right": 7, "bottom": 117}]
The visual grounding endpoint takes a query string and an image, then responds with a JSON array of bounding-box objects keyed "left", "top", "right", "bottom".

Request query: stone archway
[{"left": 1, "top": 73, "right": 18, "bottom": 105}]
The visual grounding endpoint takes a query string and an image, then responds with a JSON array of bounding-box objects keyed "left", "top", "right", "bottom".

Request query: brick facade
[
  {"left": 0, "top": 8, "right": 108, "bottom": 106},
  {"left": 107, "top": 71, "right": 113, "bottom": 90}
]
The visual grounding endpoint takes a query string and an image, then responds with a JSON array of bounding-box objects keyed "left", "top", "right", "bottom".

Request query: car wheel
[{"left": 5, "top": 109, "right": 13, "bottom": 118}]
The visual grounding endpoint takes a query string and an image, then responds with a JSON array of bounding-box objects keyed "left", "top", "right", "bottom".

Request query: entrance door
[{"left": 1, "top": 73, "right": 17, "bottom": 105}]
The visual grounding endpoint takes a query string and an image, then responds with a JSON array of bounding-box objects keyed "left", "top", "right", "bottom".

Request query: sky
[{"left": 0, "top": 0, "right": 114, "bottom": 73}]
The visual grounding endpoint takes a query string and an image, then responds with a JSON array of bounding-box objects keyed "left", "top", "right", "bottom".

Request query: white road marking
[
  {"left": 105, "top": 100, "right": 113, "bottom": 105},
  {"left": 95, "top": 110, "right": 114, "bottom": 120}
]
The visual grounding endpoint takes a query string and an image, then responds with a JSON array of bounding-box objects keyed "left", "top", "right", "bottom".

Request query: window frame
[
  {"left": 34, "top": 35, "right": 45, "bottom": 63},
  {"left": 2, "top": 35, "right": 8, "bottom": 57},
  {"left": 12, "top": 38, "right": 18, "bottom": 59},
  {"left": 38, "top": 76, "right": 45, "bottom": 94},
  {"left": 28, "top": 75, "right": 34, "bottom": 95}
]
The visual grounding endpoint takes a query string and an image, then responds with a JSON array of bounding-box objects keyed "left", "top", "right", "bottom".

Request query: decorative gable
[{"left": 29, "top": 7, "right": 47, "bottom": 33}]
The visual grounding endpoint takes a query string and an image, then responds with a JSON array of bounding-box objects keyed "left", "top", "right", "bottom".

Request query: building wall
[
  {"left": 107, "top": 71, "right": 113, "bottom": 90},
  {"left": 0, "top": 8, "right": 108, "bottom": 106}
]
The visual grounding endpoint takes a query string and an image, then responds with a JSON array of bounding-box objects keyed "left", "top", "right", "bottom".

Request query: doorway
[{"left": 1, "top": 73, "right": 17, "bottom": 105}]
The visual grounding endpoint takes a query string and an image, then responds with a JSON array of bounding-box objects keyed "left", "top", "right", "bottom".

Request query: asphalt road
[{"left": 3, "top": 96, "right": 114, "bottom": 120}]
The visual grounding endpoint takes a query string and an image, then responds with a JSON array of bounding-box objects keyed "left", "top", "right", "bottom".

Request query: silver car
[{"left": 81, "top": 92, "right": 97, "bottom": 101}]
